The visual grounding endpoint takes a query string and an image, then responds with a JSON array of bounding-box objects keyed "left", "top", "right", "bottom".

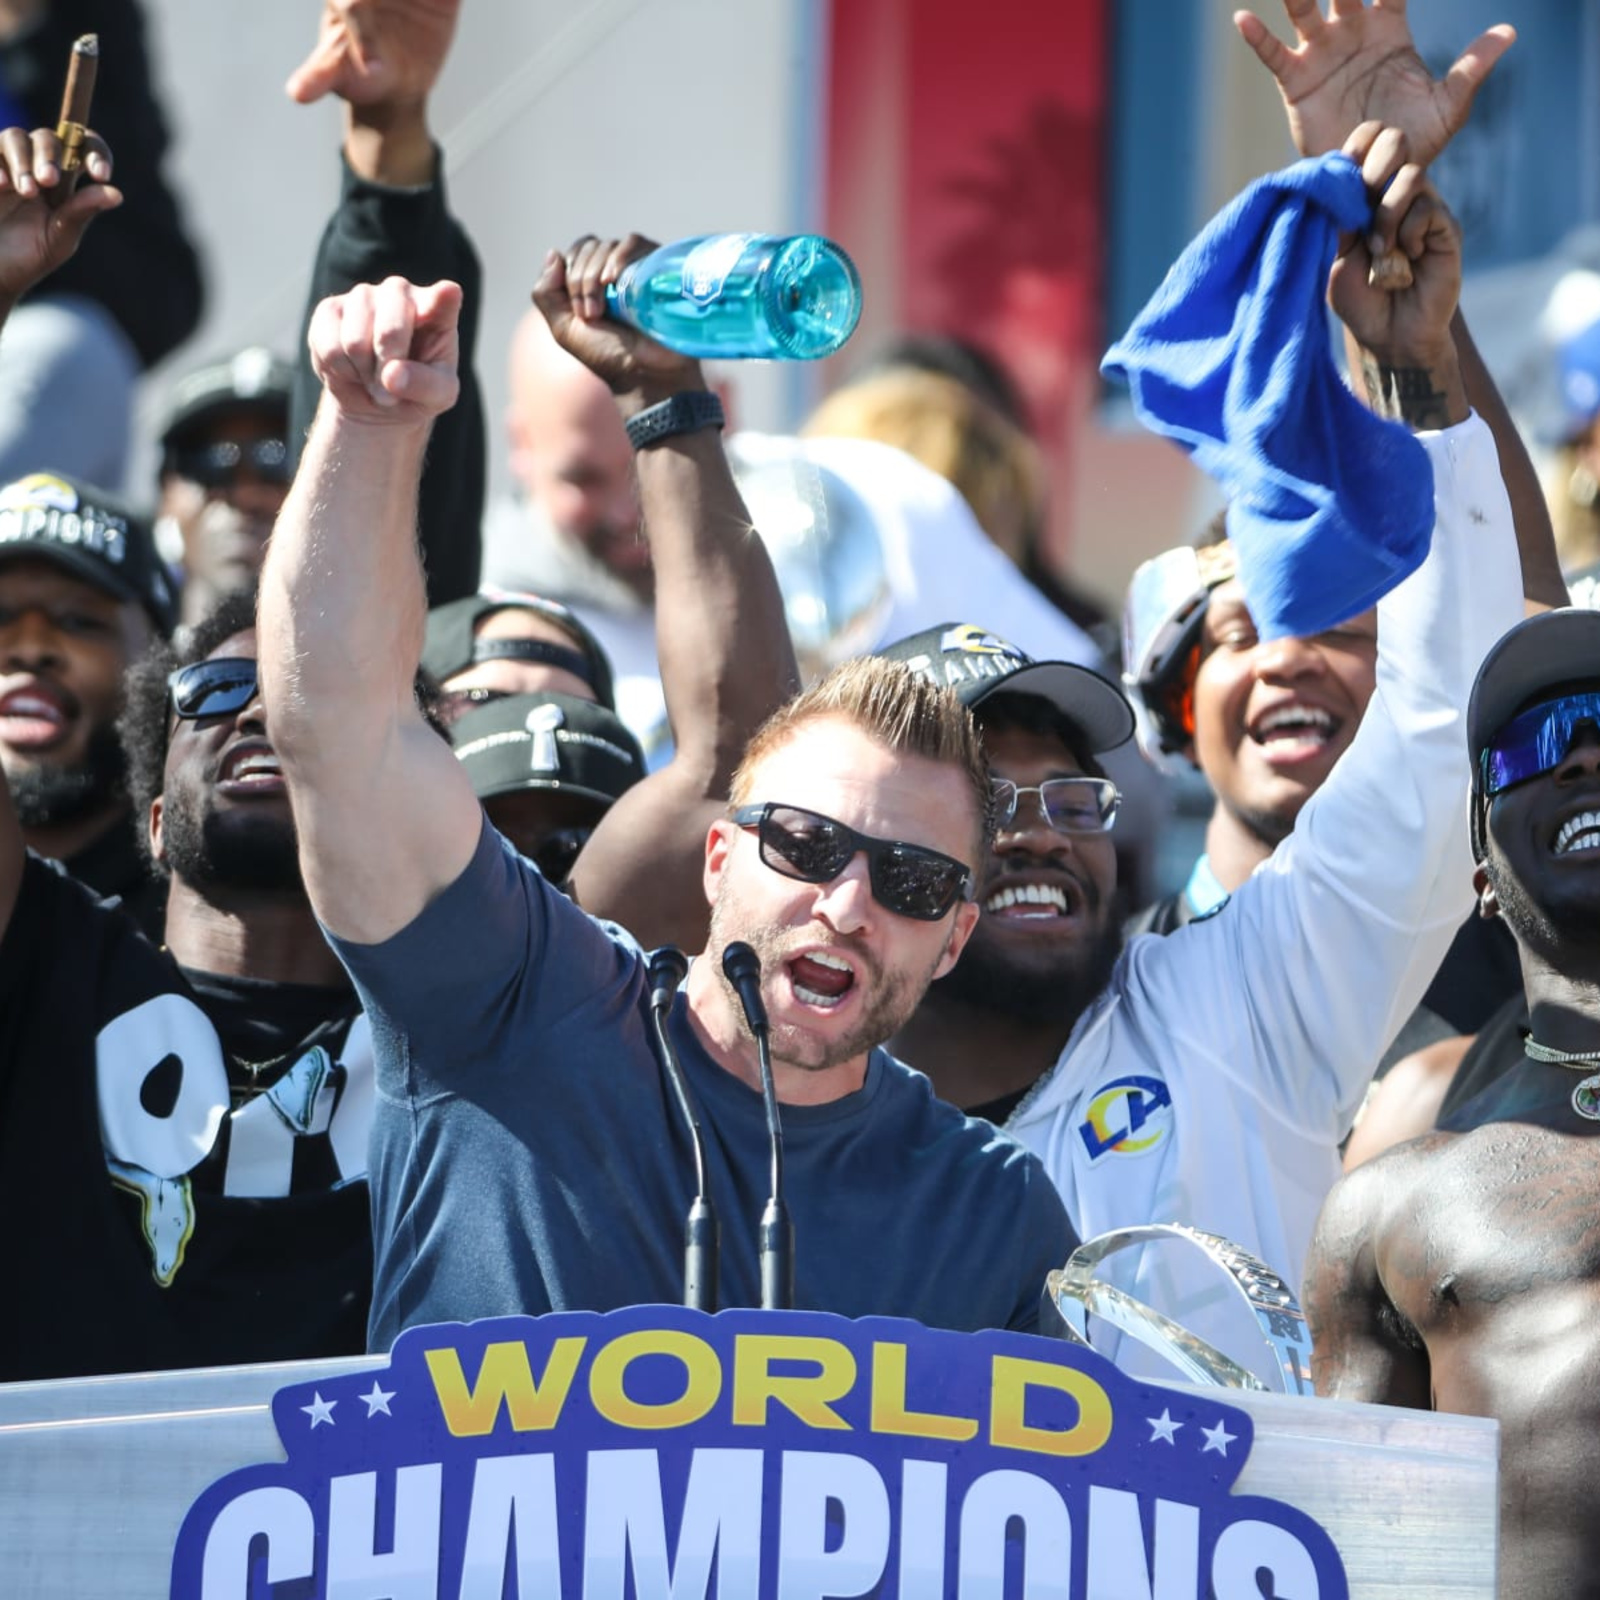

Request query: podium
[{"left": 0, "top": 1310, "right": 1496, "bottom": 1599}]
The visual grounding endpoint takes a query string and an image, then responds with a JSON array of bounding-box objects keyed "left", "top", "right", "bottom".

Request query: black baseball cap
[
  {"left": 880, "top": 622, "right": 1134, "bottom": 753},
  {"left": 0, "top": 471, "right": 177, "bottom": 636},
  {"left": 423, "top": 592, "right": 616, "bottom": 711},
  {"left": 1468, "top": 608, "right": 1600, "bottom": 785},
  {"left": 450, "top": 691, "right": 645, "bottom": 807},
  {"left": 158, "top": 347, "right": 293, "bottom": 451}
]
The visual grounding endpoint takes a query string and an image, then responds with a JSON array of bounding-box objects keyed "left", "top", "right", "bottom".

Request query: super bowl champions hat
[
  {"left": 450, "top": 691, "right": 646, "bottom": 807},
  {"left": 0, "top": 471, "right": 178, "bottom": 636},
  {"left": 880, "top": 622, "right": 1135, "bottom": 753},
  {"left": 422, "top": 592, "right": 616, "bottom": 712},
  {"left": 1467, "top": 608, "right": 1600, "bottom": 782},
  {"left": 158, "top": 347, "right": 293, "bottom": 450}
]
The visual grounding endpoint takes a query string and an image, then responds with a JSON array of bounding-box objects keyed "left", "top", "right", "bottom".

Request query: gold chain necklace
[{"left": 1524, "top": 1038, "right": 1600, "bottom": 1120}]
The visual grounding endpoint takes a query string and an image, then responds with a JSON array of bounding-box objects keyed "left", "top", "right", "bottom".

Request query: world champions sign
[{"left": 171, "top": 1307, "right": 1347, "bottom": 1599}]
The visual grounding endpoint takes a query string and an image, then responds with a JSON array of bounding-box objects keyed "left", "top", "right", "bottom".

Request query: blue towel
[{"left": 1102, "top": 152, "right": 1436, "bottom": 640}]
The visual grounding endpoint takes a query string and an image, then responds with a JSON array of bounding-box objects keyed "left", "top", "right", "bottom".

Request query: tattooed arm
[{"left": 1329, "top": 127, "right": 1468, "bottom": 433}]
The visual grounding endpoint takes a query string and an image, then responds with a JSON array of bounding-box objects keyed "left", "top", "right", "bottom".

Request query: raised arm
[
  {"left": 1330, "top": 126, "right": 1467, "bottom": 433},
  {"left": 1303, "top": 1155, "right": 1432, "bottom": 1407},
  {"left": 0, "top": 121, "right": 120, "bottom": 936},
  {"left": 1140, "top": 136, "right": 1520, "bottom": 1139},
  {"left": 259, "top": 277, "right": 482, "bottom": 944},
  {"left": 1239, "top": 2, "right": 1564, "bottom": 608},
  {"left": 1233, "top": 0, "right": 1512, "bottom": 168},
  {"left": 541, "top": 237, "right": 800, "bottom": 950},
  {"left": 0, "top": 123, "right": 121, "bottom": 330},
  {"left": 285, "top": 0, "right": 483, "bottom": 605}
]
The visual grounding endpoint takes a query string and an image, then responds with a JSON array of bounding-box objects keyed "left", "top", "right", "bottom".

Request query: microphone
[
  {"left": 721, "top": 941, "right": 793, "bottom": 1311},
  {"left": 646, "top": 946, "right": 718, "bottom": 1313}
]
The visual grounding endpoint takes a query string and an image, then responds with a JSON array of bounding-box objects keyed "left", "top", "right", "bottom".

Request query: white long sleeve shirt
[{"left": 1006, "top": 412, "right": 1521, "bottom": 1379}]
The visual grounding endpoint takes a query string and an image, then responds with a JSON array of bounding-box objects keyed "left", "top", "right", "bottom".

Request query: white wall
[{"left": 134, "top": 0, "right": 813, "bottom": 503}]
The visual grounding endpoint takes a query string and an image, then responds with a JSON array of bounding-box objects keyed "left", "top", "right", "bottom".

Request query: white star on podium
[
  {"left": 1201, "top": 1419, "right": 1237, "bottom": 1456},
  {"left": 1146, "top": 1408, "right": 1183, "bottom": 1444},
  {"left": 301, "top": 1392, "right": 336, "bottom": 1429},
  {"left": 361, "top": 1382, "right": 395, "bottom": 1418}
]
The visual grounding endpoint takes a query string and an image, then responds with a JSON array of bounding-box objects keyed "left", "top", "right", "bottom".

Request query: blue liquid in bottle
[{"left": 606, "top": 233, "right": 863, "bottom": 360}]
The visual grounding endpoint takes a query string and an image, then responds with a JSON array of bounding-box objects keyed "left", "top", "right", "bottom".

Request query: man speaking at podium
[{"left": 257, "top": 240, "right": 1075, "bottom": 1349}]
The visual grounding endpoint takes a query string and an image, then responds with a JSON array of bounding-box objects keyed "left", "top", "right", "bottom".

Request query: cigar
[
  {"left": 1368, "top": 250, "right": 1414, "bottom": 291},
  {"left": 51, "top": 34, "right": 98, "bottom": 205}
]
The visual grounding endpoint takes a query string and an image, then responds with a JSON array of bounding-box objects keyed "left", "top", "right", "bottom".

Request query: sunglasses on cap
[
  {"left": 438, "top": 684, "right": 515, "bottom": 727},
  {"left": 170, "top": 438, "right": 291, "bottom": 489},
  {"left": 992, "top": 775, "right": 1120, "bottom": 835},
  {"left": 168, "top": 657, "right": 259, "bottom": 720},
  {"left": 1481, "top": 691, "right": 1600, "bottom": 796},
  {"left": 731, "top": 802, "right": 974, "bottom": 922}
]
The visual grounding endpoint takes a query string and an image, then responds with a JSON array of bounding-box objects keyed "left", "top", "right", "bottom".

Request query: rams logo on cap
[
  {"left": 0, "top": 473, "right": 79, "bottom": 514},
  {"left": 0, "top": 472, "right": 128, "bottom": 565},
  {"left": 939, "top": 624, "right": 1025, "bottom": 660},
  {"left": 1078, "top": 1075, "right": 1172, "bottom": 1161}
]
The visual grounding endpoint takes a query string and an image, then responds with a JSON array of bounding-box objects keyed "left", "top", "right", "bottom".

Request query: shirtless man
[{"left": 1305, "top": 606, "right": 1600, "bottom": 1600}]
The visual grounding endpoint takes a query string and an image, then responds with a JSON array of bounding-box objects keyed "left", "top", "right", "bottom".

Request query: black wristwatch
[{"left": 625, "top": 390, "right": 726, "bottom": 451}]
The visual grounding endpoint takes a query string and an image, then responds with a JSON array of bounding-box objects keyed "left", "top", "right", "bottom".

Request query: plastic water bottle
[{"left": 606, "top": 233, "right": 863, "bottom": 360}]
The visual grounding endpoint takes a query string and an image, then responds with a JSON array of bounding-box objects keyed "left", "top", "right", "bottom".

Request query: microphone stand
[
  {"left": 721, "top": 941, "right": 794, "bottom": 1310},
  {"left": 647, "top": 947, "right": 718, "bottom": 1312}
]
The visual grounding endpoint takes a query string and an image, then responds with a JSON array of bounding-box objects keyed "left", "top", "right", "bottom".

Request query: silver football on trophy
[
  {"left": 728, "top": 434, "right": 893, "bottom": 682},
  {"left": 1047, "top": 1223, "right": 1314, "bottom": 1395}
]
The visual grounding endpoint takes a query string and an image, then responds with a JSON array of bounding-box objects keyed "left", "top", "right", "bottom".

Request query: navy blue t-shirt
[{"left": 334, "top": 822, "right": 1076, "bottom": 1350}]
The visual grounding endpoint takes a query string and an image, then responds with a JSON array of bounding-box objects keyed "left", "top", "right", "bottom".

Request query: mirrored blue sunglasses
[{"left": 1481, "top": 691, "right": 1600, "bottom": 796}]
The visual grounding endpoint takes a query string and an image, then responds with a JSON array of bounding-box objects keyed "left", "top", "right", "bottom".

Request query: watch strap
[{"left": 625, "top": 390, "right": 726, "bottom": 451}]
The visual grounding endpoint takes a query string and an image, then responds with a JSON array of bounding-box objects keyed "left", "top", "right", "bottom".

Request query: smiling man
[
  {"left": 259, "top": 262, "right": 1074, "bottom": 1344},
  {"left": 1304, "top": 608, "right": 1600, "bottom": 1600},
  {"left": 0, "top": 471, "right": 177, "bottom": 933},
  {"left": 887, "top": 625, "right": 1133, "bottom": 1118},
  {"left": 1125, "top": 524, "right": 1377, "bottom": 932}
]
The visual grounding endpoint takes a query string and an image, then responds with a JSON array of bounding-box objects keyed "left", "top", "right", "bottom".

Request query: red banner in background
[{"left": 825, "top": 0, "right": 1108, "bottom": 561}]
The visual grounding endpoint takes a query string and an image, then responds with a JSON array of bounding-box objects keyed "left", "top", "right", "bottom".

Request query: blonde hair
[
  {"left": 802, "top": 367, "right": 1046, "bottom": 565},
  {"left": 730, "top": 655, "right": 995, "bottom": 855}
]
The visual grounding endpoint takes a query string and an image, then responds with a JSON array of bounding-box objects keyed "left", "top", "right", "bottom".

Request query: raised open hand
[
  {"left": 286, "top": 0, "right": 461, "bottom": 111},
  {"left": 308, "top": 276, "right": 462, "bottom": 427},
  {"left": 532, "top": 235, "right": 704, "bottom": 409},
  {"left": 1234, "top": 0, "right": 1513, "bottom": 165},
  {"left": 0, "top": 125, "right": 120, "bottom": 304}
]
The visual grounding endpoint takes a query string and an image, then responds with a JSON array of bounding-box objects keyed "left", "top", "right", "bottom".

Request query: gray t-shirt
[{"left": 333, "top": 821, "right": 1075, "bottom": 1350}]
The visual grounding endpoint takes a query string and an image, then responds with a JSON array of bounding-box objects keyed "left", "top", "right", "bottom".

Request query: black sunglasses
[
  {"left": 438, "top": 685, "right": 516, "bottom": 727},
  {"left": 991, "top": 776, "right": 1120, "bottom": 835},
  {"left": 170, "top": 437, "right": 291, "bottom": 489},
  {"left": 168, "top": 657, "right": 259, "bottom": 720},
  {"left": 731, "top": 802, "right": 973, "bottom": 922}
]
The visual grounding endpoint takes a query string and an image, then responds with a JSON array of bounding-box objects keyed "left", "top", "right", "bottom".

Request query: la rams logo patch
[
  {"left": 938, "top": 623, "right": 1025, "bottom": 660},
  {"left": 1078, "top": 1074, "right": 1172, "bottom": 1160},
  {"left": 0, "top": 472, "right": 78, "bottom": 514}
]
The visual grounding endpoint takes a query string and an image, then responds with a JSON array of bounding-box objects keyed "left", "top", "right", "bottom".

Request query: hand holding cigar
[
  {"left": 50, "top": 33, "right": 98, "bottom": 208},
  {"left": 0, "top": 93, "right": 120, "bottom": 306}
]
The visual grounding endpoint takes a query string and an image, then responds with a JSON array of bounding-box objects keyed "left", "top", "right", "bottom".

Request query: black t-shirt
[
  {"left": 1436, "top": 990, "right": 1530, "bottom": 1128},
  {"left": 0, "top": 855, "right": 373, "bottom": 1382},
  {"left": 61, "top": 809, "right": 166, "bottom": 941}
]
